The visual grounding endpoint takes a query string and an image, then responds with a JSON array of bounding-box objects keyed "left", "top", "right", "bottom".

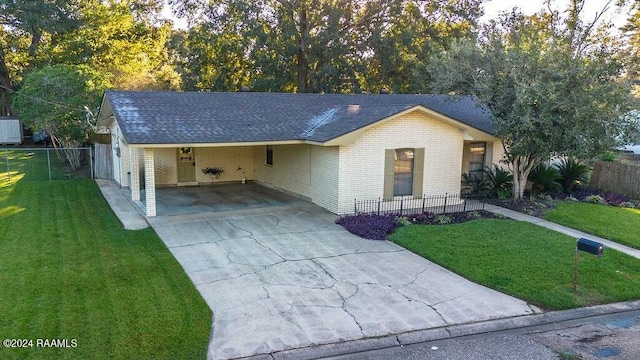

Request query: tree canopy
[
  {"left": 2, "top": 0, "right": 639, "bottom": 184},
  {"left": 1, "top": 0, "right": 178, "bottom": 116},
  {"left": 168, "top": 0, "right": 484, "bottom": 93},
  {"left": 13, "top": 64, "right": 111, "bottom": 167},
  {"left": 0, "top": 0, "right": 82, "bottom": 115},
  {"left": 429, "top": 4, "right": 637, "bottom": 200}
]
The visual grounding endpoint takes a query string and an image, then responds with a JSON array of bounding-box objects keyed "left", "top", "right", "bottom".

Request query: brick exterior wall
[
  {"left": 336, "top": 111, "right": 465, "bottom": 214},
  {"left": 150, "top": 146, "right": 255, "bottom": 185},
  {"left": 196, "top": 147, "right": 255, "bottom": 183},
  {"left": 143, "top": 148, "right": 156, "bottom": 217},
  {"left": 153, "top": 148, "right": 177, "bottom": 185},
  {"left": 253, "top": 144, "right": 340, "bottom": 213},
  {"left": 129, "top": 147, "right": 140, "bottom": 201},
  {"left": 491, "top": 140, "right": 507, "bottom": 167}
]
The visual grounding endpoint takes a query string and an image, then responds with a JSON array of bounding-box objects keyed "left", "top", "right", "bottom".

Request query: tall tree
[
  {"left": 53, "top": 0, "right": 178, "bottom": 90},
  {"left": 360, "top": 0, "right": 483, "bottom": 93},
  {"left": 168, "top": 0, "right": 484, "bottom": 93},
  {"left": 13, "top": 64, "right": 111, "bottom": 168},
  {"left": 0, "top": 0, "right": 82, "bottom": 115},
  {"left": 429, "top": 4, "right": 636, "bottom": 200},
  {"left": 622, "top": 1, "right": 640, "bottom": 99}
]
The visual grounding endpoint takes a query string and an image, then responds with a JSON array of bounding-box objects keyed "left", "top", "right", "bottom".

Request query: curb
[{"left": 237, "top": 300, "right": 640, "bottom": 360}]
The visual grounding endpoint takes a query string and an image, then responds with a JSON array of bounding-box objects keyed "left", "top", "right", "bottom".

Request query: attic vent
[
  {"left": 239, "top": 86, "right": 251, "bottom": 92},
  {"left": 379, "top": 88, "right": 390, "bottom": 94}
]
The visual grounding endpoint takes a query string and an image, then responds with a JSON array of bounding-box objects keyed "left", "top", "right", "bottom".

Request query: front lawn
[
  {"left": 544, "top": 201, "right": 640, "bottom": 249},
  {"left": 0, "top": 178, "right": 211, "bottom": 359},
  {"left": 389, "top": 219, "right": 640, "bottom": 310}
]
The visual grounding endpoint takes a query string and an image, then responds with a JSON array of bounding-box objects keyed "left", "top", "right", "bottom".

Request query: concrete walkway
[
  {"left": 95, "top": 179, "right": 148, "bottom": 230},
  {"left": 484, "top": 204, "right": 640, "bottom": 260}
]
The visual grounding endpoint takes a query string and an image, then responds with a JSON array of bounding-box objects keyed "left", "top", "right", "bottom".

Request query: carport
[{"left": 141, "top": 182, "right": 308, "bottom": 216}]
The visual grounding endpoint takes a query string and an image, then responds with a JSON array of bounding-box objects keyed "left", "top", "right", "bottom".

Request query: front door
[{"left": 177, "top": 147, "right": 196, "bottom": 182}]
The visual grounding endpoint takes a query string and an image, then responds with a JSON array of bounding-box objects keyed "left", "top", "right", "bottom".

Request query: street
[{"left": 324, "top": 310, "right": 640, "bottom": 360}]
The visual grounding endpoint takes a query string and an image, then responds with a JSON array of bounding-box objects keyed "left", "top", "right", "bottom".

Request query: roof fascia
[
  {"left": 96, "top": 94, "right": 115, "bottom": 128},
  {"left": 127, "top": 139, "right": 309, "bottom": 148}
]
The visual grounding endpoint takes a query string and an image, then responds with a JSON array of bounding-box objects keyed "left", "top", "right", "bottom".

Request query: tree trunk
[
  {"left": 296, "top": 9, "right": 309, "bottom": 93},
  {"left": 512, "top": 169, "right": 527, "bottom": 201},
  {"left": 510, "top": 155, "right": 538, "bottom": 202},
  {"left": 0, "top": 45, "right": 14, "bottom": 116},
  {"left": 28, "top": 30, "right": 42, "bottom": 58}
]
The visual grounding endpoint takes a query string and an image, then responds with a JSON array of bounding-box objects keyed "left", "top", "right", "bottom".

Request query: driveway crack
[
  {"left": 311, "top": 259, "right": 365, "bottom": 335},
  {"left": 168, "top": 240, "right": 215, "bottom": 249},
  {"left": 392, "top": 285, "right": 449, "bottom": 325},
  {"left": 399, "top": 264, "right": 431, "bottom": 287}
]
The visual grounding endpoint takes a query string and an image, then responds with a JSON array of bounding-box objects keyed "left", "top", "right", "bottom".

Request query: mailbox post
[{"left": 574, "top": 238, "right": 604, "bottom": 292}]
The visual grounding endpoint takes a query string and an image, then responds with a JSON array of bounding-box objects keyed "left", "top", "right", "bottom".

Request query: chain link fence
[{"left": 2, "top": 148, "right": 94, "bottom": 181}]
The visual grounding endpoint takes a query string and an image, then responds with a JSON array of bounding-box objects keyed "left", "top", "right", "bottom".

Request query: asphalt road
[{"left": 323, "top": 310, "right": 640, "bottom": 360}]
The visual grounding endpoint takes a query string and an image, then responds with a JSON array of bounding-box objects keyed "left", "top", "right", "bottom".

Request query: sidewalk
[
  {"left": 95, "top": 179, "right": 149, "bottom": 230},
  {"left": 484, "top": 204, "right": 640, "bottom": 260}
]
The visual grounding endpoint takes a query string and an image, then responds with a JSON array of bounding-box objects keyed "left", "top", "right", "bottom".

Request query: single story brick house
[{"left": 95, "top": 91, "right": 503, "bottom": 217}]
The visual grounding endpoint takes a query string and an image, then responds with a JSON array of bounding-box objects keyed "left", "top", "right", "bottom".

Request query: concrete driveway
[{"left": 148, "top": 204, "right": 537, "bottom": 360}]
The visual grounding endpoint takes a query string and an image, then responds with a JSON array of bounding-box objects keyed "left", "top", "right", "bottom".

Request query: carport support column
[
  {"left": 130, "top": 148, "right": 141, "bottom": 201},
  {"left": 143, "top": 148, "right": 156, "bottom": 217}
]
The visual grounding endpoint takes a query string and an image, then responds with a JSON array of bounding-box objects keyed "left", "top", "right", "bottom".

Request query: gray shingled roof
[{"left": 103, "top": 91, "right": 495, "bottom": 145}]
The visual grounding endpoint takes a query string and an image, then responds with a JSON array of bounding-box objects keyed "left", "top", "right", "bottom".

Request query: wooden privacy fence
[
  {"left": 354, "top": 193, "right": 486, "bottom": 216},
  {"left": 590, "top": 161, "right": 640, "bottom": 199},
  {"left": 94, "top": 143, "right": 113, "bottom": 180}
]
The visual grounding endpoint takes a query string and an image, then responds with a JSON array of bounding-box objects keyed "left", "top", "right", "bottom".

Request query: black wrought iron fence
[{"left": 354, "top": 193, "right": 486, "bottom": 216}]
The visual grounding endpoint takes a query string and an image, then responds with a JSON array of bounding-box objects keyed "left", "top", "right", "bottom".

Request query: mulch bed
[{"left": 485, "top": 196, "right": 559, "bottom": 218}]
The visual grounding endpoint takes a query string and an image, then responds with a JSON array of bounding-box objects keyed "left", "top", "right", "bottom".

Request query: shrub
[
  {"left": 436, "top": 215, "right": 452, "bottom": 225},
  {"left": 411, "top": 212, "right": 437, "bottom": 224},
  {"left": 536, "top": 194, "right": 553, "bottom": 201},
  {"left": 555, "top": 158, "right": 590, "bottom": 193},
  {"left": 571, "top": 188, "right": 599, "bottom": 201},
  {"left": 601, "top": 192, "right": 630, "bottom": 206},
  {"left": 620, "top": 201, "right": 636, "bottom": 209},
  {"left": 396, "top": 216, "right": 412, "bottom": 227},
  {"left": 567, "top": 196, "right": 579, "bottom": 202},
  {"left": 462, "top": 173, "right": 490, "bottom": 195},
  {"left": 497, "top": 189, "right": 512, "bottom": 200},
  {"left": 583, "top": 195, "right": 605, "bottom": 205},
  {"left": 468, "top": 211, "right": 482, "bottom": 219},
  {"left": 336, "top": 214, "right": 399, "bottom": 240},
  {"left": 483, "top": 165, "right": 513, "bottom": 197},
  {"left": 528, "top": 163, "right": 563, "bottom": 194},
  {"left": 600, "top": 151, "right": 617, "bottom": 161}
]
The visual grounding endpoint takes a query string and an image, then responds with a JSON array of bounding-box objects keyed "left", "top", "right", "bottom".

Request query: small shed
[{"left": 0, "top": 117, "right": 22, "bottom": 145}]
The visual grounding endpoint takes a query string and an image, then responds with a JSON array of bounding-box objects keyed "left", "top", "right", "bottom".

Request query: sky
[
  {"left": 163, "top": 0, "right": 633, "bottom": 29},
  {"left": 482, "top": 0, "right": 631, "bottom": 27}
]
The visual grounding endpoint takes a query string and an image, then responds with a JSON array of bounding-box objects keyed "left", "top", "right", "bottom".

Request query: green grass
[
  {"left": 0, "top": 177, "right": 211, "bottom": 359},
  {"left": 389, "top": 219, "right": 640, "bottom": 310},
  {"left": 2, "top": 149, "right": 69, "bottom": 181},
  {"left": 544, "top": 201, "right": 640, "bottom": 249}
]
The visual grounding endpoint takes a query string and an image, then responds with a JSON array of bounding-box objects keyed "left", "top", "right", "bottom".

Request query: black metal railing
[{"left": 354, "top": 193, "right": 486, "bottom": 216}]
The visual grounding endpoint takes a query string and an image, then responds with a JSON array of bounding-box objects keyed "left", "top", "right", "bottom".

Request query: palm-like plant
[
  {"left": 555, "top": 158, "right": 590, "bottom": 193},
  {"left": 462, "top": 173, "right": 490, "bottom": 195},
  {"left": 483, "top": 165, "right": 513, "bottom": 197},
  {"left": 528, "top": 163, "right": 563, "bottom": 194}
]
